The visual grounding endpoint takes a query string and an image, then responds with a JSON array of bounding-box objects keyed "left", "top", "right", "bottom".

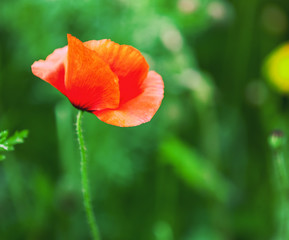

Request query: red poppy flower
[{"left": 31, "top": 34, "right": 164, "bottom": 127}]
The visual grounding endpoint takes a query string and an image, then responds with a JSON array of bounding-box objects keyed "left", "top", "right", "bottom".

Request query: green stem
[
  {"left": 76, "top": 110, "right": 101, "bottom": 240},
  {"left": 269, "top": 130, "right": 289, "bottom": 239},
  {"left": 275, "top": 151, "right": 289, "bottom": 189}
]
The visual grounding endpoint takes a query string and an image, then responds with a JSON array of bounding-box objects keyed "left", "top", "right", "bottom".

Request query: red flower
[{"left": 31, "top": 34, "right": 164, "bottom": 127}]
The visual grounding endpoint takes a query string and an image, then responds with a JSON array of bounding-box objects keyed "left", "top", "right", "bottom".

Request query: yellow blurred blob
[{"left": 265, "top": 43, "right": 289, "bottom": 93}]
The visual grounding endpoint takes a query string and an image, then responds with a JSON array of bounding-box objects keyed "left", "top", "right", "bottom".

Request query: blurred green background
[{"left": 1, "top": 0, "right": 289, "bottom": 239}]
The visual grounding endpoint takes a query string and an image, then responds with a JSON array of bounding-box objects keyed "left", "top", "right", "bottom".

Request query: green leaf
[
  {"left": 0, "top": 129, "right": 28, "bottom": 160},
  {"left": 6, "top": 130, "right": 29, "bottom": 145},
  {"left": 159, "top": 137, "right": 232, "bottom": 202}
]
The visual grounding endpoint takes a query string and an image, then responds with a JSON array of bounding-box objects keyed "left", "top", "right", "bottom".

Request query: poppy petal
[
  {"left": 84, "top": 40, "right": 149, "bottom": 103},
  {"left": 65, "top": 34, "right": 120, "bottom": 111},
  {"left": 93, "top": 71, "right": 164, "bottom": 127},
  {"left": 31, "top": 46, "right": 68, "bottom": 95}
]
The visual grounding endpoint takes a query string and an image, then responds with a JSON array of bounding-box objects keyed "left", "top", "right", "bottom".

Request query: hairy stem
[{"left": 76, "top": 110, "right": 100, "bottom": 240}]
